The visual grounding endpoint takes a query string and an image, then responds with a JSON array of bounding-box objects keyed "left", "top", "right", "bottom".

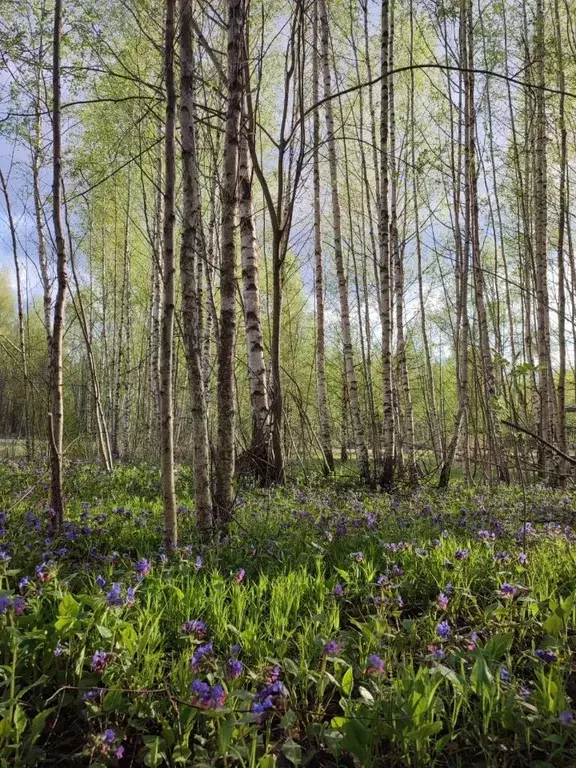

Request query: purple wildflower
[
  {"left": 35, "top": 562, "right": 52, "bottom": 582},
  {"left": 0, "top": 596, "right": 10, "bottom": 614},
  {"left": 536, "top": 649, "right": 557, "bottom": 663},
  {"left": 96, "top": 575, "right": 106, "bottom": 588},
  {"left": 106, "top": 583, "right": 123, "bottom": 606},
  {"left": 210, "top": 684, "right": 227, "bottom": 708},
  {"left": 333, "top": 583, "right": 344, "bottom": 597},
  {"left": 466, "top": 632, "right": 479, "bottom": 651},
  {"left": 498, "top": 583, "right": 517, "bottom": 598},
  {"left": 323, "top": 640, "right": 342, "bottom": 656},
  {"left": 454, "top": 549, "right": 469, "bottom": 560},
  {"left": 500, "top": 667, "right": 511, "bottom": 683},
  {"left": 103, "top": 729, "right": 116, "bottom": 746},
  {"left": 115, "top": 746, "right": 125, "bottom": 759},
  {"left": 135, "top": 558, "right": 151, "bottom": 581},
  {"left": 91, "top": 650, "right": 110, "bottom": 673},
  {"left": 227, "top": 658, "right": 243, "bottom": 680},
  {"left": 12, "top": 596, "right": 25, "bottom": 615},
  {"left": 266, "top": 665, "right": 281, "bottom": 684},
  {"left": 82, "top": 689, "right": 102, "bottom": 702},
  {"left": 559, "top": 710, "right": 574, "bottom": 726},
  {"left": 190, "top": 642, "right": 213, "bottom": 671},
  {"left": 54, "top": 641, "right": 65, "bottom": 657},
  {"left": 194, "top": 556, "right": 203, "bottom": 571},
  {"left": 235, "top": 568, "right": 246, "bottom": 584},
  {"left": 518, "top": 552, "right": 528, "bottom": 565},
  {"left": 182, "top": 619, "right": 207, "bottom": 639},
  {"left": 437, "top": 592, "right": 449, "bottom": 610},
  {"left": 252, "top": 694, "right": 274, "bottom": 721},
  {"left": 436, "top": 620, "right": 450, "bottom": 641},
  {"left": 367, "top": 654, "right": 385, "bottom": 675}
]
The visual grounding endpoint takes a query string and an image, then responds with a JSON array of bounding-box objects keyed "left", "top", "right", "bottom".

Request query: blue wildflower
[
  {"left": 182, "top": 619, "right": 207, "bottom": 638},
  {"left": 106, "top": 583, "right": 123, "bottom": 606},
  {"left": 436, "top": 620, "right": 450, "bottom": 640},
  {"left": 227, "top": 658, "right": 243, "bottom": 680},
  {"left": 536, "top": 649, "right": 557, "bottom": 663}
]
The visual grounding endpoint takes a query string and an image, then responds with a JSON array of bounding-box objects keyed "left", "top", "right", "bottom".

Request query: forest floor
[{"left": 1, "top": 461, "right": 576, "bottom": 766}]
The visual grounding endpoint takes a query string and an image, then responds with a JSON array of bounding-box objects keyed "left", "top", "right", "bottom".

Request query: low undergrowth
[{"left": 1, "top": 461, "right": 576, "bottom": 766}]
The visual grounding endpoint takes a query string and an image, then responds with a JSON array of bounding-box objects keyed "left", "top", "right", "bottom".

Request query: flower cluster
[
  {"left": 182, "top": 619, "right": 207, "bottom": 638},
  {"left": 366, "top": 654, "right": 385, "bottom": 675},
  {"left": 190, "top": 642, "right": 213, "bottom": 671},
  {"left": 0, "top": 595, "right": 25, "bottom": 615},
  {"left": 191, "top": 679, "right": 227, "bottom": 709},
  {"left": 91, "top": 650, "right": 111, "bottom": 674}
]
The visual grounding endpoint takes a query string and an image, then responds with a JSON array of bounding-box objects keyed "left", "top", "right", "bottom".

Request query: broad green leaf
[
  {"left": 282, "top": 737, "right": 302, "bottom": 766},
  {"left": 341, "top": 667, "right": 354, "bottom": 696}
]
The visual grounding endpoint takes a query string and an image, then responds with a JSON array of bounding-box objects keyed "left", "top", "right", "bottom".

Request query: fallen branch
[{"left": 501, "top": 419, "right": 576, "bottom": 467}]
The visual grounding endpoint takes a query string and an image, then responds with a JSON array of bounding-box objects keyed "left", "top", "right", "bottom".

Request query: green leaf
[
  {"left": 341, "top": 667, "right": 354, "bottom": 696},
  {"left": 27, "top": 708, "right": 54, "bottom": 746},
  {"left": 410, "top": 721, "right": 443, "bottom": 741},
  {"left": 103, "top": 690, "right": 123, "bottom": 712},
  {"left": 542, "top": 612, "right": 564, "bottom": 636},
  {"left": 432, "top": 665, "right": 463, "bottom": 692},
  {"left": 143, "top": 736, "right": 167, "bottom": 768},
  {"left": 334, "top": 568, "right": 351, "bottom": 584},
  {"left": 96, "top": 624, "right": 113, "bottom": 639},
  {"left": 280, "top": 710, "right": 297, "bottom": 729},
  {"left": 58, "top": 594, "right": 80, "bottom": 618},
  {"left": 217, "top": 714, "right": 235, "bottom": 754},
  {"left": 341, "top": 718, "right": 371, "bottom": 764},
  {"left": 470, "top": 655, "right": 494, "bottom": 695},
  {"left": 358, "top": 686, "right": 374, "bottom": 704},
  {"left": 331, "top": 716, "right": 347, "bottom": 728},
  {"left": 282, "top": 737, "right": 302, "bottom": 766},
  {"left": 483, "top": 633, "right": 514, "bottom": 660},
  {"left": 121, "top": 624, "right": 138, "bottom": 654},
  {"left": 13, "top": 704, "right": 27, "bottom": 738}
]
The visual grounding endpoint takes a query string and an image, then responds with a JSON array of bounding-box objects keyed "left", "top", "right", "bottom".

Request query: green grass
[{"left": 1, "top": 461, "right": 576, "bottom": 766}]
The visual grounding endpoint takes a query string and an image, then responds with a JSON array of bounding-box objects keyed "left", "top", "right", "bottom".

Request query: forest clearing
[{"left": 2, "top": 0, "right": 576, "bottom": 764}]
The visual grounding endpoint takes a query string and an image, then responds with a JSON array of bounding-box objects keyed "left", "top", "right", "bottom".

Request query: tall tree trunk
[
  {"left": 533, "top": 0, "right": 555, "bottom": 478},
  {"left": 318, "top": 0, "right": 370, "bottom": 484},
  {"left": 179, "top": 0, "right": 214, "bottom": 539},
  {"left": 49, "top": 0, "right": 66, "bottom": 529},
  {"left": 215, "top": 0, "right": 243, "bottom": 524},
  {"left": 554, "top": 0, "right": 567, "bottom": 466},
  {"left": 63, "top": 195, "right": 113, "bottom": 472},
  {"left": 312, "top": 0, "right": 333, "bottom": 474},
  {"left": 389, "top": 0, "right": 415, "bottom": 481},
  {"left": 410, "top": 0, "right": 440, "bottom": 466},
  {"left": 465, "top": 0, "right": 509, "bottom": 483},
  {"left": 151, "top": 138, "right": 163, "bottom": 446},
  {"left": 439, "top": 0, "right": 469, "bottom": 488},
  {"left": 32, "top": 106, "right": 52, "bottom": 348},
  {"left": 161, "top": 0, "right": 177, "bottom": 552},
  {"left": 0, "top": 170, "right": 31, "bottom": 460},
  {"left": 379, "top": 0, "right": 394, "bottom": 488},
  {"left": 239, "top": 126, "right": 271, "bottom": 479}
]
